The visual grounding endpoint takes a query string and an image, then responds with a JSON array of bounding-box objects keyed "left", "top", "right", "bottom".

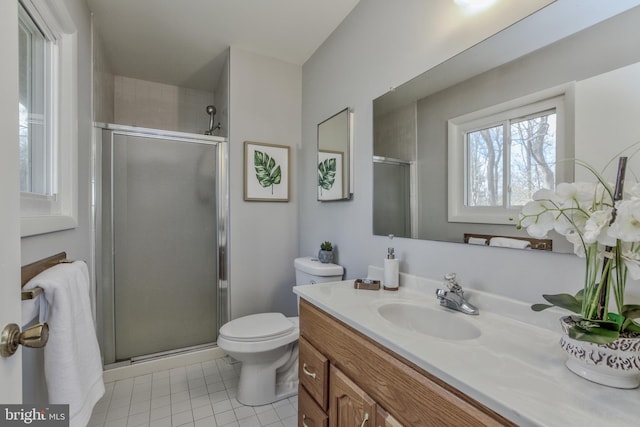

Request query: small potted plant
[{"left": 318, "top": 241, "right": 334, "bottom": 264}]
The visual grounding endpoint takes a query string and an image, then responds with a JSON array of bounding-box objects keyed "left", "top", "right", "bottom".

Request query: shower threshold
[
  {"left": 104, "top": 342, "right": 218, "bottom": 370},
  {"left": 131, "top": 342, "right": 218, "bottom": 364}
]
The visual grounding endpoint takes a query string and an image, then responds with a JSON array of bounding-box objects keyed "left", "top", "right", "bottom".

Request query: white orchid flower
[
  {"left": 555, "top": 182, "right": 597, "bottom": 205},
  {"left": 519, "top": 199, "right": 556, "bottom": 238},
  {"left": 627, "top": 182, "right": 640, "bottom": 200},
  {"left": 621, "top": 246, "right": 640, "bottom": 280},
  {"left": 565, "top": 229, "right": 586, "bottom": 257},
  {"left": 608, "top": 199, "right": 640, "bottom": 243},
  {"left": 583, "top": 208, "right": 614, "bottom": 246}
]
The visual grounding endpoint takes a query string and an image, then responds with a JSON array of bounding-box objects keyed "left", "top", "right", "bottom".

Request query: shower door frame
[{"left": 93, "top": 123, "right": 230, "bottom": 366}]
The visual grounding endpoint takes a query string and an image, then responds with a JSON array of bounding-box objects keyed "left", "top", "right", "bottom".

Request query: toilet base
[{"left": 235, "top": 343, "right": 299, "bottom": 406}]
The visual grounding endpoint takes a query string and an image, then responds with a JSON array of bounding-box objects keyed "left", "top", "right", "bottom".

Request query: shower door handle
[{"left": 219, "top": 247, "right": 227, "bottom": 281}]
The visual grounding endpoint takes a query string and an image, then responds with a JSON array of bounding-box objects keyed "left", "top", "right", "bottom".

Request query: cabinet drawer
[
  {"left": 299, "top": 336, "right": 329, "bottom": 410},
  {"left": 298, "top": 385, "right": 328, "bottom": 427}
]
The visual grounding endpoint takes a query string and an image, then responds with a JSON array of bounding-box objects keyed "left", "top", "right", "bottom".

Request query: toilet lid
[{"left": 219, "top": 313, "right": 295, "bottom": 342}]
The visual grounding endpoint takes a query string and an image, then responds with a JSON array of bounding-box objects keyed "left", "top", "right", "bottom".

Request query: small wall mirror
[{"left": 318, "top": 108, "right": 353, "bottom": 201}]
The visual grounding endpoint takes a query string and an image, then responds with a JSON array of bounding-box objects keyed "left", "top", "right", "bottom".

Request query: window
[
  {"left": 18, "top": 0, "right": 77, "bottom": 236},
  {"left": 19, "top": 3, "right": 53, "bottom": 196},
  {"left": 448, "top": 86, "right": 573, "bottom": 224}
]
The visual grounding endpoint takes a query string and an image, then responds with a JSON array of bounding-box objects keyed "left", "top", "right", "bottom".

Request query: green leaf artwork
[
  {"left": 254, "top": 150, "right": 281, "bottom": 194},
  {"left": 318, "top": 158, "right": 337, "bottom": 195}
]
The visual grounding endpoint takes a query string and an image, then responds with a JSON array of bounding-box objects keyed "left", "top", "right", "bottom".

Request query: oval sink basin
[{"left": 376, "top": 302, "right": 481, "bottom": 341}]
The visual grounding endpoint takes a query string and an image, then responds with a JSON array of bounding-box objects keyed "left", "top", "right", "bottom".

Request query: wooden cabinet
[
  {"left": 298, "top": 299, "right": 516, "bottom": 427},
  {"left": 329, "top": 366, "right": 375, "bottom": 427},
  {"left": 299, "top": 386, "right": 328, "bottom": 427},
  {"left": 299, "top": 336, "right": 329, "bottom": 410},
  {"left": 375, "top": 407, "right": 403, "bottom": 427}
]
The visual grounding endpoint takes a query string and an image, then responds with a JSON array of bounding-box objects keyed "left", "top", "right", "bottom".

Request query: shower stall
[
  {"left": 94, "top": 124, "right": 229, "bottom": 366},
  {"left": 373, "top": 156, "right": 414, "bottom": 239}
]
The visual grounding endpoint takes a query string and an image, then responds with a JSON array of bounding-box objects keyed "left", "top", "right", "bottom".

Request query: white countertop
[{"left": 293, "top": 269, "right": 640, "bottom": 427}]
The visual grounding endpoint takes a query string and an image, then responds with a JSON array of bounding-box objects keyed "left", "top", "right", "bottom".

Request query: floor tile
[{"left": 94, "top": 359, "right": 296, "bottom": 427}]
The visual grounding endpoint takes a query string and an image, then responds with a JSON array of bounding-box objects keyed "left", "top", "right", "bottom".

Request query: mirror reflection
[
  {"left": 373, "top": 6, "right": 640, "bottom": 252},
  {"left": 318, "top": 108, "right": 353, "bottom": 201}
]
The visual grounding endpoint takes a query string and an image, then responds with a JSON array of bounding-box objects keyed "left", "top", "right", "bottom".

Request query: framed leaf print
[
  {"left": 318, "top": 150, "right": 344, "bottom": 201},
  {"left": 244, "top": 141, "right": 290, "bottom": 202}
]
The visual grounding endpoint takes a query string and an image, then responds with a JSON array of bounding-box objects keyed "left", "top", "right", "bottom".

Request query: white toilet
[{"left": 217, "top": 257, "right": 343, "bottom": 406}]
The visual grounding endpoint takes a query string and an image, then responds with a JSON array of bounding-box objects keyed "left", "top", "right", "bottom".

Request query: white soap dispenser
[{"left": 383, "top": 234, "right": 399, "bottom": 291}]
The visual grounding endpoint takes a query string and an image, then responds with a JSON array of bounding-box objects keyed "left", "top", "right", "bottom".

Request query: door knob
[{"left": 0, "top": 322, "right": 49, "bottom": 357}]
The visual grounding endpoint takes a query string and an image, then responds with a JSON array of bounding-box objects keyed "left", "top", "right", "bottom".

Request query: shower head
[{"left": 205, "top": 105, "right": 220, "bottom": 135}]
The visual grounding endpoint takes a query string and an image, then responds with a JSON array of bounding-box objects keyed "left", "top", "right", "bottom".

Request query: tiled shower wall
[
  {"left": 93, "top": 28, "right": 216, "bottom": 135},
  {"left": 93, "top": 31, "right": 115, "bottom": 124},
  {"left": 373, "top": 102, "right": 417, "bottom": 161},
  {"left": 114, "top": 76, "right": 215, "bottom": 135}
]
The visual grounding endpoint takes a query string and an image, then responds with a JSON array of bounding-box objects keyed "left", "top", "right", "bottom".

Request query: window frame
[
  {"left": 19, "top": 0, "right": 77, "bottom": 237},
  {"left": 448, "top": 84, "right": 574, "bottom": 225}
]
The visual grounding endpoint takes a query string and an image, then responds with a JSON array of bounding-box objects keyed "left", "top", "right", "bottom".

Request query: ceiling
[{"left": 87, "top": 0, "right": 360, "bottom": 92}]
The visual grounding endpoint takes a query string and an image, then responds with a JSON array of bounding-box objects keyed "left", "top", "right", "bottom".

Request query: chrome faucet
[{"left": 435, "top": 273, "right": 479, "bottom": 315}]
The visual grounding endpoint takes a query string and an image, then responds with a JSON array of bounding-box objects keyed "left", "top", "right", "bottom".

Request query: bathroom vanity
[
  {"left": 294, "top": 271, "right": 640, "bottom": 426},
  {"left": 298, "top": 300, "right": 511, "bottom": 426}
]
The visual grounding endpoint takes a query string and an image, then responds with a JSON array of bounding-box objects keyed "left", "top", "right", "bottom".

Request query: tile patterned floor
[{"left": 88, "top": 357, "right": 298, "bottom": 427}]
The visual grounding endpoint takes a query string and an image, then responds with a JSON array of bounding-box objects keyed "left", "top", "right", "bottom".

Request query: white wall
[
  {"left": 575, "top": 62, "right": 640, "bottom": 182},
  {"left": 299, "top": 0, "right": 640, "bottom": 304},
  {"left": 20, "top": 0, "right": 93, "bottom": 403},
  {"left": 229, "top": 47, "right": 302, "bottom": 318}
]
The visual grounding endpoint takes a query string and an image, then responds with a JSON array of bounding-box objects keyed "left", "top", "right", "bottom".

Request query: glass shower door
[{"left": 112, "top": 134, "right": 218, "bottom": 361}]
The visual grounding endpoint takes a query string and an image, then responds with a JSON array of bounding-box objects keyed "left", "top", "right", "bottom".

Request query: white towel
[
  {"left": 24, "top": 261, "right": 105, "bottom": 427},
  {"left": 489, "top": 237, "right": 531, "bottom": 249},
  {"left": 467, "top": 237, "right": 488, "bottom": 245}
]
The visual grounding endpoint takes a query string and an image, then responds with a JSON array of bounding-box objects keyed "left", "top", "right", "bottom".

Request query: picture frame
[
  {"left": 244, "top": 141, "right": 290, "bottom": 202},
  {"left": 318, "top": 150, "right": 344, "bottom": 201}
]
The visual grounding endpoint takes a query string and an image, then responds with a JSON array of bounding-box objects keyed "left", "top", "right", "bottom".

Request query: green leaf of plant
[
  {"left": 622, "top": 304, "right": 640, "bottom": 319},
  {"left": 531, "top": 303, "right": 553, "bottom": 312},
  {"left": 318, "top": 158, "right": 337, "bottom": 191},
  {"left": 567, "top": 326, "right": 620, "bottom": 345},
  {"left": 254, "top": 150, "right": 282, "bottom": 193},
  {"left": 623, "top": 318, "right": 640, "bottom": 334},
  {"left": 541, "top": 293, "right": 582, "bottom": 314}
]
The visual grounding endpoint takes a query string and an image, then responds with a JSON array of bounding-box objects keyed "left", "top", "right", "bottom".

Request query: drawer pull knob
[
  {"left": 302, "top": 414, "right": 309, "bottom": 427},
  {"left": 360, "top": 412, "right": 369, "bottom": 427},
  {"left": 302, "top": 363, "right": 317, "bottom": 379}
]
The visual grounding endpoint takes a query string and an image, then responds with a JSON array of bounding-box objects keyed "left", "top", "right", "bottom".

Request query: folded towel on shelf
[
  {"left": 467, "top": 237, "right": 488, "bottom": 245},
  {"left": 24, "top": 261, "right": 105, "bottom": 427},
  {"left": 489, "top": 237, "right": 531, "bottom": 249}
]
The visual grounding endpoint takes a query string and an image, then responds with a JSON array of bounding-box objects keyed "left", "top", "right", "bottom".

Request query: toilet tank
[{"left": 294, "top": 257, "right": 343, "bottom": 285}]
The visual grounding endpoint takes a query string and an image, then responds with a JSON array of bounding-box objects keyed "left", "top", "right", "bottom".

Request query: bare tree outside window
[
  {"left": 510, "top": 112, "right": 556, "bottom": 205},
  {"left": 466, "top": 111, "right": 556, "bottom": 208},
  {"left": 467, "top": 125, "right": 503, "bottom": 206}
]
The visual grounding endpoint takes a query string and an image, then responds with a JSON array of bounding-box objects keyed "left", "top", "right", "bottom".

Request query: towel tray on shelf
[{"left": 464, "top": 233, "right": 552, "bottom": 251}]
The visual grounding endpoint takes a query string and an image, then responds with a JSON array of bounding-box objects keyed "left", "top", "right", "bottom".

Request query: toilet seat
[
  {"left": 217, "top": 314, "right": 299, "bottom": 354},
  {"left": 219, "top": 313, "right": 294, "bottom": 342}
]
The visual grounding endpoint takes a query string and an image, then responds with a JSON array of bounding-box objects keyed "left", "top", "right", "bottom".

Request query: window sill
[{"left": 21, "top": 215, "right": 77, "bottom": 237}]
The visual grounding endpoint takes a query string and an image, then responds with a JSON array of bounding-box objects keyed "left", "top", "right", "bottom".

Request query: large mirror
[
  {"left": 373, "top": 5, "right": 640, "bottom": 253},
  {"left": 318, "top": 108, "right": 353, "bottom": 201}
]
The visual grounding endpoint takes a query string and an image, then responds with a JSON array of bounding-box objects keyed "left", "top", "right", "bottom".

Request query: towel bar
[
  {"left": 22, "top": 287, "right": 44, "bottom": 301},
  {"left": 21, "top": 252, "right": 74, "bottom": 300}
]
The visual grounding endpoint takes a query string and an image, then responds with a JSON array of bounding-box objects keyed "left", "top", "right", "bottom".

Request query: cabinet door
[
  {"left": 375, "top": 406, "right": 404, "bottom": 427},
  {"left": 299, "top": 385, "right": 329, "bottom": 427},
  {"left": 329, "top": 365, "right": 376, "bottom": 427}
]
